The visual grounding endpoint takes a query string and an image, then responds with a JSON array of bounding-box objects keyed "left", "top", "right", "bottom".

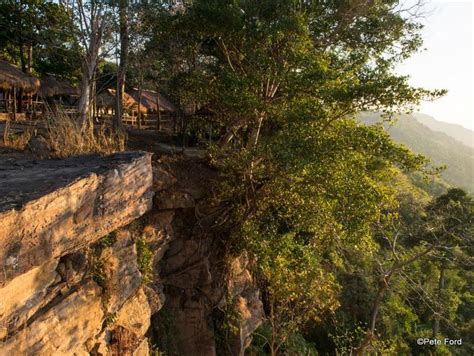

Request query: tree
[
  {"left": 113, "top": 0, "right": 129, "bottom": 130},
  {"left": 151, "top": 0, "right": 443, "bottom": 151},
  {"left": 71, "top": 0, "right": 113, "bottom": 130},
  {"left": 355, "top": 188, "right": 474, "bottom": 355},
  {"left": 145, "top": 1, "right": 448, "bottom": 352},
  {"left": 247, "top": 228, "right": 339, "bottom": 356}
]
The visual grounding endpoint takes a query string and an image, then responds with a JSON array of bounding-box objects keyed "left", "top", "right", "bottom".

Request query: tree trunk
[
  {"left": 77, "top": 67, "right": 91, "bottom": 129},
  {"left": 355, "top": 244, "right": 436, "bottom": 355},
  {"left": 26, "top": 44, "right": 33, "bottom": 74},
  {"left": 432, "top": 266, "right": 446, "bottom": 338},
  {"left": 77, "top": 3, "right": 106, "bottom": 131},
  {"left": 137, "top": 82, "right": 143, "bottom": 129},
  {"left": 114, "top": 0, "right": 129, "bottom": 131},
  {"left": 246, "top": 115, "right": 264, "bottom": 150},
  {"left": 355, "top": 272, "right": 394, "bottom": 355},
  {"left": 156, "top": 91, "right": 161, "bottom": 131}
]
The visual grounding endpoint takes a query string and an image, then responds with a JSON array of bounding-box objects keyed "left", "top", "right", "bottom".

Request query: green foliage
[
  {"left": 250, "top": 323, "right": 318, "bottom": 356},
  {"left": 136, "top": 237, "right": 154, "bottom": 284},
  {"left": 4, "top": 1, "right": 466, "bottom": 355},
  {"left": 213, "top": 293, "right": 243, "bottom": 354},
  {"left": 149, "top": 1, "right": 454, "bottom": 353},
  {"left": 89, "top": 253, "right": 107, "bottom": 289},
  {"left": 0, "top": 0, "right": 81, "bottom": 80},
  {"left": 94, "top": 232, "right": 117, "bottom": 249},
  {"left": 105, "top": 312, "right": 118, "bottom": 326}
]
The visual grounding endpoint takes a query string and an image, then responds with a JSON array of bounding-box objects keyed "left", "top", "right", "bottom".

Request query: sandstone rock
[
  {"left": 132, "top": 338, "right": 150, "bottom": 356},
  {"left": 0, "top": 259, "right": 58, "bottom": 331},
  {"left": 231, "top": 290, "right": 264, "bottom": 355},
  {"left": 0, "top": 152, "right": 153, "bottom": 286},
  {"left": 0, "top": 280, "right": 104, "bottom": 355},
  {"left": 155, "top": 190, "right": 195, "bottom": 210},
  {"left": 158, "top": 236, "right": 218, "bottom": 356},
  {"left": 227, "top": 255, "right": 264, "bottom": 356},
  {"left": 116, "top": 288, "right": 151, "bottom": 336},
  {"left": 100, "top": 234, "right": 142, "bottom": 313},
  {"left": 152, "top": 165, "right": 177, "bottom": 191},
  {"left": 57, "top": 252, "right": 88, "bottom": 287},
  {"left": 108, "top": 326, "right": 142, "bottom": 356},
  {"left": 143, "top": 285, "right": 165, "bottom": 315}
]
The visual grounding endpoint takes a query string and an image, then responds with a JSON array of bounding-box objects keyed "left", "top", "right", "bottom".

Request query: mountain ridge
[
  {"left": 413, "top": 113, "right": 474, "bottom": 148},
  {"left": 358, "top": 112, "right": 474, "bottom": 193}
]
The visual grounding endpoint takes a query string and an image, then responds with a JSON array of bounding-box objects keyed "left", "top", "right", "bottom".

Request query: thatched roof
[
  {"left": 96, "top": 88, "right": 139, "bottom": 110},
  {"left": 0, "top": 60, "right": 40, "bottom": 92},
  {"left": 128, "top": 89, "right": 176, "bottom": 113},
  {"left": 40, "top": 75, "right": 79, "bottom": 97}
]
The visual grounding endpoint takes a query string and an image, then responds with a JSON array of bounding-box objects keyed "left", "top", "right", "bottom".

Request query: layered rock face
[
  {"left": 0, "top": 152, "right": 264, "bottom": 355},
  {"left": 0, "top": 152, "right": 156, "bottom": 355},
  {"left": 148, "top": 157, "right": 264, "bottom": 356}
]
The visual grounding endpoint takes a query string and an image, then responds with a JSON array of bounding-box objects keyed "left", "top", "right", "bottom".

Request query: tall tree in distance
[
  {"left": 72, "top": 0, "right": 112, "bottom": 131},
  {"left": 114, "top": 0, "right": 129, "bottom": 131}
]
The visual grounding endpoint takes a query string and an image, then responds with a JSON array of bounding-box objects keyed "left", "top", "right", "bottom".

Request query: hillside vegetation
[{"left": 359, "top": 112, "right": 474, "bottom": 193}]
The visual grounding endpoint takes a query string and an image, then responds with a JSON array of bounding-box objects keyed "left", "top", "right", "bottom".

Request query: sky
[{"left": 396, "top": 0, "right": 473, "bottom": 130}]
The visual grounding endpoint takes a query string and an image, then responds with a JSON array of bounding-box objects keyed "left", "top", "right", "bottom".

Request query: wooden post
[
  {"left": 18, "top": 88, "right": 23, "bottom": 113},
  {"left": 156, "top": 92, "right": 161, "bottom": 131},
  {"left": 3, "top": 117, "right": 9, "bottom": 145},
  {"left": 32, "top": 93, "right": 38, "bottom": 120},
  {"left": 173, "top": 113, "right": 177, "bottom": 133},
  {"left": 6, "top": 91, "right": 10, "bottom": 112},
  {"left": 12, "top": 86, "right": 17, "bottom": 122},
  {"left": 137, "top": 86, "right": 142, "bottom": 129}
]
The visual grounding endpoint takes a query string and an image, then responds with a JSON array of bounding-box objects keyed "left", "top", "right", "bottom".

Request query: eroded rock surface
[
  {"left": 0, "top": 152, "right": 264, "bottom": 355},
  {"left": 149, "top": 156, "right": 264, "bottom": 356},
  {"left": 0, "top": 151, "right": 153, "bottom": 285},
  {"left": 0, "top": 152, "right": 156, "bottom": 355}
]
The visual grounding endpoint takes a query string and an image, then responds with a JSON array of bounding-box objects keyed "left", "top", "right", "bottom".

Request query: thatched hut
[
  {"left": 96, "top": 88, "right": 139, "bottom": 115},
  {"left": 128, "top": 89, "right": 176, "bottom": 114},
  {"left": 0, "top": 60, "right": 40, "bottom": 120},
  {"left": 40, "top": 75, "right": 79, "bottom": 98}
]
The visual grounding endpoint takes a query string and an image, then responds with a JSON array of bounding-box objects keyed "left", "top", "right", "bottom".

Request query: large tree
[
  {"left": 147, "top": 1, "right": 448, "bottom": 352},
  {"left": 71, "top": 0, "right": 113, "bottom": 130}
]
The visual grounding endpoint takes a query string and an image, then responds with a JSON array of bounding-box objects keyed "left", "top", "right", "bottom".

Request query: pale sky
[{"left": 396, "top": 0, "right": 473, "bottom": 130}]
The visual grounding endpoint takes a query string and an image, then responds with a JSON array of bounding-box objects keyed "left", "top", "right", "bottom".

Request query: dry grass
[
  {"left": 45, "top": 110, "right": 126, "bottom": 158},
  {"left": 2, "top": 128, "right": 32, "bottom": 150},
  {"left": 1, "top": 108, "right": 126, "bottom": 158}
]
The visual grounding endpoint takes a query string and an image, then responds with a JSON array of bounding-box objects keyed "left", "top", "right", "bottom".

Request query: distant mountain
[
  {"left": 413, "top": 113, "right": 474, "bottom": 148},
  {"left": 359, "top": 112, "right": 474, "bottom": 193}
]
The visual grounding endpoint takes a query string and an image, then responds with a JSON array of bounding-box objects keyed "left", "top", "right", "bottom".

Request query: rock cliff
[{"left": 0, "top": 151, "right": 263, "bottom": 355}]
